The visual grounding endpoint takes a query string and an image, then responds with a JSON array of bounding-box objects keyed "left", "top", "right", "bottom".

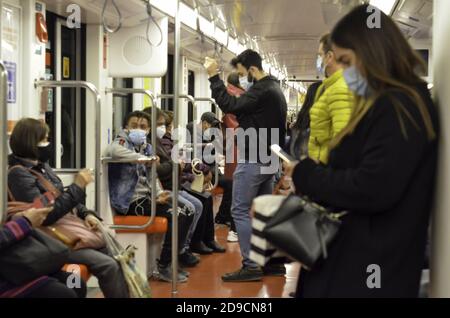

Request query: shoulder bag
[{"left": 262, "top": 194, "right": 347, "bottom": 270}]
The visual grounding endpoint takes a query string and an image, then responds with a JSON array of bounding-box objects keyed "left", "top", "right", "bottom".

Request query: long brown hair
[{"left": 329, "top": 4, "right": 435, "bottom": 148}]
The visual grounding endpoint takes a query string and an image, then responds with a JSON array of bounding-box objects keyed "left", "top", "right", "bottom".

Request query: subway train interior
[{"left": 0, "top": 0, "right": 450, "bottom": 301}]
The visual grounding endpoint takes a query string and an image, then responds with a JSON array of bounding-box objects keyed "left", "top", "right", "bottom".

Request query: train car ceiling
[{"left": 40, "top": 0, "right": 433, "bottom": 83}]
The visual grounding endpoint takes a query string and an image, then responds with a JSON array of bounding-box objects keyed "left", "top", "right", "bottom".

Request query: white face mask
[
  {"left": 156, "top": 125, "right": 167, "bottom": 139},
  {"left": 239, "top": 76, "right": 253, "bottom": 91}
]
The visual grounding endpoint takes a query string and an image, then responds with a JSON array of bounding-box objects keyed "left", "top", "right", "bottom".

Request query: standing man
[{"left": 205, "top": 49, "right": 287, "bottom": 282}]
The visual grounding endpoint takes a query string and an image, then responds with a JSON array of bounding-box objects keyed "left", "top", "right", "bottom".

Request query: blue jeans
[
  {"left": 178, "top": 190, "right": 203, "bottom": 254},
  {"left": 232, "top": 163, "right": 274, "bottom": 268}
]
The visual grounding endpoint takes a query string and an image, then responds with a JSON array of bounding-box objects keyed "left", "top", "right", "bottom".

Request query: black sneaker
[
  {"left": 179, "top": 252, "right": 200, "bottom": 268},
  {"left": 205, "top": 240, "right": 226, "bottom": 253},
  {"left": 191, "top": 242, "right": 213, "bottom": 255},
  {"left": 222, "top": 266, "right": 263, "bottom": 282},
  {"left": 263, "top": 264, "right": 286, "bottom": 277}
]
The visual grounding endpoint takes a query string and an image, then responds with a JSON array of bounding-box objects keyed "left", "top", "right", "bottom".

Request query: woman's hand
[
  {"left": 74, "top": 169, "right": 94, "bottom": 189},
  {"left": 84, "top": 214, "right": 100, "bottom": 231},
  {"left": 283, "top": 161, "right": 299, "bottom": 178},
  {"left": 22, "top": 207, "right": 53, "bottom": 227}
]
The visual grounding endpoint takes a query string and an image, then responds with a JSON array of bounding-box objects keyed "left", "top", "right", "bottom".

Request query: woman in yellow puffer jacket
[{"left": 309, "top": 34, "right": 354, "bottom": 164}]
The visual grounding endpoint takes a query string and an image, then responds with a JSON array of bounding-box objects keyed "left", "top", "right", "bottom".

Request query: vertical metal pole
[
  {"left": 172, "top": 0, "right": 181, "bottom": 296},
  {"left": 0, "top": 62, "right": 8, "bottom": 224},
  {"left": 150, "top": 94, "right": 157, "bottom": 247}
]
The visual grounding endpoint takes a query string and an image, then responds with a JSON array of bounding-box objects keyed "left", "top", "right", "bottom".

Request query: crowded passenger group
[{"left": 0, "top": 4, "right": 438, "bottom": 298}]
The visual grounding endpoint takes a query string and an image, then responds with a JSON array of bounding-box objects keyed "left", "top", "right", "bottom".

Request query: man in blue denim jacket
[
  {"left": 106, "top": 111, "right": 166, "bottom": 215},
  {"left": 106, "top": 111, "right": 191, "bottom": 283}
]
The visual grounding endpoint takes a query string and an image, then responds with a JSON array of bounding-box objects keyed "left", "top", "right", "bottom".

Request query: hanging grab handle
[
  {"left": 145, "top": 1, "right": 163, "bottom": 47},
  {"left": 102, "top": 0, "right": 123, "bottom": 34}
]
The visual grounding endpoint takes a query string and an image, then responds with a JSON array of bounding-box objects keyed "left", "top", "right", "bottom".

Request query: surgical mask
[
  {"left": 316, "top": 55, "right": 325, "bottom": 76},
  {"left": 128, "top": 129, "right": 147, "bottom": 146},
  {"left": 343, "top": 65, "right": 370, "bottom": 97},
  {"left": 156, "top": 125, "right": 167, "bottom": 139},
  {"left": 203, "top": 129, "right": 212, "bottom": 141},
  {"left": 37, "top": 142, "right": 52, "bottom": 163},
  {"left": 239, "top": 76, "right": 253, "bottom": 91}
]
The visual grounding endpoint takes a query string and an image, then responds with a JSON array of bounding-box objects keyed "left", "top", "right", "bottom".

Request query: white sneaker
[{"left": 227, "top": 231, "right": 238, "bottom": 243}]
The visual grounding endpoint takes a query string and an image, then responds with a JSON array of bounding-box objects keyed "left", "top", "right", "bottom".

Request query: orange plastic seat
[
  {"left": 113, "top": 216, "right": 168, "bottom": 234},
  {"left": 62, "top": 264, "right": 91, "bottom": 282},
  {"left": 211, "top": 186, "right": 224, "bottom": 196}
]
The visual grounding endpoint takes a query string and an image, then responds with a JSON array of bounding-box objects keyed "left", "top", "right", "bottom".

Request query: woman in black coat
[{"left": 287, "top": 5, "right": 439, "bottom": 298}]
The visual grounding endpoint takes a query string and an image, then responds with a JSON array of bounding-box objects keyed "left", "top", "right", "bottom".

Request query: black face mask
[{"left": 37, "top": 144, "right": 53, "bottom": 163}]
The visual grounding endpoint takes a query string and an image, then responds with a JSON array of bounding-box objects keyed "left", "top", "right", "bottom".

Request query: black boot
[{"left": 190, "top": 241, "right": 213, "bottom": 255}]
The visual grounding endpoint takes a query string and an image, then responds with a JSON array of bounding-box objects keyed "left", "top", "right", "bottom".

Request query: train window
[
  {"left": 112, "top": 78, "right": 133, "bottom": 139},
  {"left": 188, "top": 70, "right": 195, "bottom": 123},
  {"left": 161, "top": 54, "right": 174, "bottom": 110}
]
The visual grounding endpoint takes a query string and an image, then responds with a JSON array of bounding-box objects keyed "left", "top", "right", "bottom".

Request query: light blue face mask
[
  {"left": 343, "top": 65, "right": 370, "bottom": 97},
  {"left": 239, "top": 76, "right": 253, "bottom": 91},
  {"left": 129, "top": 129, "right": 147, "bottom": 146},
  {"left": 316, "top": 55, "right": 325, "bottom": 76}
]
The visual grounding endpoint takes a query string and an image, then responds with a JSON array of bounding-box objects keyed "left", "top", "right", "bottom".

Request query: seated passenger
[
  {"left": 143, "top": 107, "right": 203, "bottom": 268},
  {"left": 0, "top": 208, "right": 86, "bottom": 298},
  {"left": 107, "top": 111, "right": 192, "bottom": 282},
  {"left": 8, "top": 118, "right": 129, "bottom": 298}
]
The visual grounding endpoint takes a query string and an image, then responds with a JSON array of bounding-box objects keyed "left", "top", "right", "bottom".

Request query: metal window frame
[{"left": 34, "top": 80, "right": 102, "bottom": 212}]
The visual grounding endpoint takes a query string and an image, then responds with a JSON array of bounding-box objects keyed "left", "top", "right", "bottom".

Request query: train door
[{"left": 44, "top": 12, "right": 86, "bottom": 169}]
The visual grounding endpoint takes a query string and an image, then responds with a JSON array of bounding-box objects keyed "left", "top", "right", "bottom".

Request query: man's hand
[
  {"left": 156, "top": 191, "right": 171, "bottom": 205},
  {"left": 204, "top": 57, "right": 219, "bottom": 78},
  {"left": 137, "top": 156, "right": 160, "bottom": 167}
]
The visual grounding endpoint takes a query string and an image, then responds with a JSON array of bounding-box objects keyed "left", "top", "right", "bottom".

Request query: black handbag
[
  {"left": 0, "top": 229, "right": 70, "bottom": 285},
  {"left": 262, "top": 194, "right": 347, "bottom": 270}
]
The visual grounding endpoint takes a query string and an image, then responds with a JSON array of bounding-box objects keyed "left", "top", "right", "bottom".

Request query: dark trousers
[
  {"left": 25, "top": 272, "right": 86, "bottom": 298},
  {"left": 215, "top": 177, "right": 236, "bottom": 232},
  {"left": 186, "top": 192, "right": 215, "bottom": 245},
  {"left": 128, "top": 198, "right": 192, "bottom": 266}
]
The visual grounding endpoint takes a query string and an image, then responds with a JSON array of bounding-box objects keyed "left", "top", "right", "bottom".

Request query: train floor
[
  {"left": 88, "top": 225, "right": 300, "bottom": 298},
  {"left": 150, "top": 225, "right": 300, "bottom": 298}
]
